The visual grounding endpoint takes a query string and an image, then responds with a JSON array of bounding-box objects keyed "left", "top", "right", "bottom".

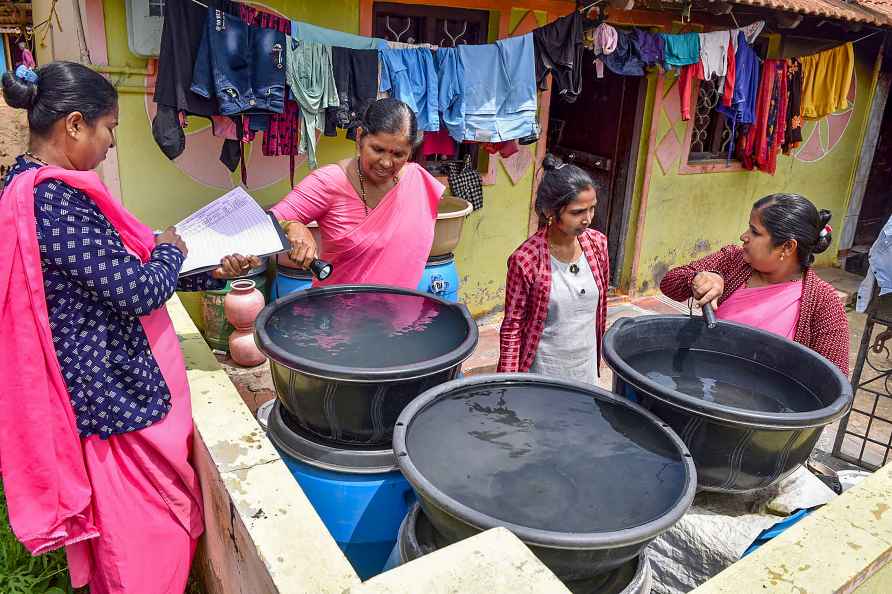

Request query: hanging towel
[
  {"left": 783, "top": 58, "right": 804, "bottom": 153},
  {"left": 285, "top": 38, "right": 339, "bottom": 169},
  {"left": 660, "top": 32, "right": 700, "bottom": 69},
  {"left": 379, "top": 47, "right": 440, "bottom": 132},
  {"left": 532, "top": 11, "right": 585, "bottom": 103},
  {"left": 591, "top": 23, "right": 618, "bottom": 78},
  {"left": 292, "top": 20, "right": 387, "bottom": 50},
  {"left": 800, "top": 42, "right": 854, "bottom": 120}
]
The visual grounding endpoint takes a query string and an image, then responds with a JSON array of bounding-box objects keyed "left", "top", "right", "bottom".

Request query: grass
[{"left": 0, "top": 485, "right": 86, "bottom": 594}]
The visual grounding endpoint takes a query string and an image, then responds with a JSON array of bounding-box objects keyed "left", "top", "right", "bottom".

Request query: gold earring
[
  {"left": 547, "top": 216, "right": 553, "bottom": 226},
  {"left": 780, "top": 254, "right": 785, "bottom": 261}
]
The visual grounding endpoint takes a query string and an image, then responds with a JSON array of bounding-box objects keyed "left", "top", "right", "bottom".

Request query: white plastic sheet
[{"left": 648, "top": 466, "right": 836, "bottom": 594}]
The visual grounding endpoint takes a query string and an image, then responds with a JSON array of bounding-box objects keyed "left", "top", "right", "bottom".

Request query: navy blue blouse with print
[{"left": 4, "top": 156, "right": 224, "bottom": 439}]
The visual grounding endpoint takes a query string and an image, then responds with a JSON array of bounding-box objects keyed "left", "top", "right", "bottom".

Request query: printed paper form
[{"left": 175, "top": 187, "right": 285, "bottom": 274}]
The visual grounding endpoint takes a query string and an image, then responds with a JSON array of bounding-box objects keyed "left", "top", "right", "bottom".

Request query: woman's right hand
[
  {"left": 691, "top": 271, "right": 723, "bottom": 308},
  {"left": 285, "top": 222, "right": 317, "bottom": 269},
  {"left": 155, "top": 226, "right": 188, "bottom": 256}
]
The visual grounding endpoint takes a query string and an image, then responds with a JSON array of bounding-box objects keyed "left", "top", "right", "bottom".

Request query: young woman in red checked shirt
[
  {"left": 497, "top": 154, "right": 610, "bottom": 384},
  {"left": 660, "top": 193, "right": 849, "bottom": 374}
]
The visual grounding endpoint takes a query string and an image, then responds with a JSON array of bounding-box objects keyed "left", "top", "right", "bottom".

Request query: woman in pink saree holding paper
[
  {"left": 0, "top": 62, "right": 256, "bottom": 593},
  {"left": 272, "top": 98, "right": 444, "bottom": 289}
]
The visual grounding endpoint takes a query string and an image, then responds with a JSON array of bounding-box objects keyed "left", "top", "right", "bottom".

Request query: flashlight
[{"left": 310, "top": 258, "right": 332, "bottom": 281}]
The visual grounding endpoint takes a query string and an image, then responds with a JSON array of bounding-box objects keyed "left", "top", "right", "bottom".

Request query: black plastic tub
[
  {"left": 393, "top": 504, "right": 653, "bottom": 594},
  {"left": 255, "top": 285, "right": 478, "bottom": 447},
  {"left": 392, "top": 374, "right": 696, "bottom": 580},
  {"left": 603, "top": 315, "right": 853, "bottom": 493}
]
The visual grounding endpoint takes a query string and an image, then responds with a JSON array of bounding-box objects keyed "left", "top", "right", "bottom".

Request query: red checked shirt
[
  {"left": 659, "top": 245, "right": 850, "bottom": 374},
  {"left": 498, "top": 227, "right": 610, "bottom": 374}
]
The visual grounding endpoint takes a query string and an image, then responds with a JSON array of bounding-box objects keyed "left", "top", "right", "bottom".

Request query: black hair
[
  {"left": 535, "top": 154, "right": 595, "bottom": 226},
  {"left": 752, "top": 193, "right": 833, "bottom": 267},
  {"left": 358, "top": 97, "right": 420, "bottom": 146},
  {"left": 1, "top": 60, "right": 117, "bottom": 137}
]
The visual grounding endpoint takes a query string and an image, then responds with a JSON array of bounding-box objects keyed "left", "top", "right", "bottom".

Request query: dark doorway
[
  {"left": 846, "top": 88, "right": 892, "bottom": 275},
  {"left": 546, "top": 60, "right": 644, "bottom": 288}
]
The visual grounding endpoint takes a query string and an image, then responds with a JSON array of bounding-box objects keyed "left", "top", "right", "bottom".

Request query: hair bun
[
  {"left": 541, "top": 154, "right": 564, "bottom": 172},
  {"left": 1, "top": 71, "right": 38, "bottom": 110}
]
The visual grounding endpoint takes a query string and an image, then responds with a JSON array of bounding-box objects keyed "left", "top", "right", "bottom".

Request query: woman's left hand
[{"left": 211, "top": 254, "right": 262, "bottom": 279}]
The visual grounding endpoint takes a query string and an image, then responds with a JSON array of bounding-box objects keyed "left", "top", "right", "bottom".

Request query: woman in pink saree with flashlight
[{"left": 271, "top": 98, "right": 444, "bottom": 289}]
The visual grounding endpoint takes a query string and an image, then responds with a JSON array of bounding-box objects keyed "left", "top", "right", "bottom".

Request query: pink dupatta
[
  {"left": 716, "top": 281, "right": 803, "bottom": 339},
  {"left": 319, "top": 163, "right": 442, "bottom": 289},
  {"left": 0, "top": 166, "right": 198, "bottom": 556}
]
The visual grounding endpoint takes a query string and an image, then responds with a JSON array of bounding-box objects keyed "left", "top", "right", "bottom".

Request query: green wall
[
  {"left": 101, "top": 0, "right": 535, "bottom": 317},
  {"left": 631, "top": 47, "right": 877, "bottom": 294}
]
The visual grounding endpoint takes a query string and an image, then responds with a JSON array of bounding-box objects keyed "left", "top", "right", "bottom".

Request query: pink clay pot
[
  {"left": 228, "top": 328, "right": 267, "bottom": 367},
  {"left": 224, "top": 279, "right": 267, "bottom": 367},
  {"left": 224, "top": 279, "right": 265, "bottom": 329}
]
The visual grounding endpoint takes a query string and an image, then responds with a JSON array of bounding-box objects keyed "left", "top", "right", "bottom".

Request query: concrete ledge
[
  {"left": 352, "top": 528, "right": 569, "bottom": 594},
  {"left": 692, "top": 463, "right": 892, "bottom": 593},
  {"left": 170, "top": 297, "right": 360, "bottom": 594}
]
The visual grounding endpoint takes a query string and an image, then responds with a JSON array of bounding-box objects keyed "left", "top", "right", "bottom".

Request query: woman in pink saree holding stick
[{"left": 271, "top": 98, "right": 444, "bottom": 289}]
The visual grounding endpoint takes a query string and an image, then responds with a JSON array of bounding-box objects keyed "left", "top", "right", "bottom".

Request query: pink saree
[
  {"left": 0, "top": 167, "right": 203, "bottom": 593},
  {"left": 716, "top": 280, "right": 803, "bottom": 339},
  {"left": 272, "top": 162, "right": 443, "bottom": 289}
]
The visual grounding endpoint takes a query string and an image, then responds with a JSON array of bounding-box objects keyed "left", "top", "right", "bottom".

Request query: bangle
[{"left": 281, "top": 220, "right": 292, "bottom": 233}]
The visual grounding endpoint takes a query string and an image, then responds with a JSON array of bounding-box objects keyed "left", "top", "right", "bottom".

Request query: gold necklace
[
  {"left": 355, "top": 157, "right": 399, "bottom": 217},
  {"left": 24, "top": 151, "right": 49, "bottom": 166}
]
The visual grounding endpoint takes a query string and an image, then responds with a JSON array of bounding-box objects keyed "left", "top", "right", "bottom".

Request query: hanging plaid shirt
[
  {"left": 498, "top": 227, "right": 609, "bottom": 374},
  {"left": 3, "top": 156, "right": 223, "bottom": 438},
  {"left": 659, "top": 245, "right": 849, "bottom": 374}
]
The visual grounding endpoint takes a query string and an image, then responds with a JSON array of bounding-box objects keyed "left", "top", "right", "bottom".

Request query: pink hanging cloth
[
  {"left": 716, "top": 280, "right": 803, "bottom": 339},
  {"left": 0, "top": 167, "right": 203, "bottom": 593}
]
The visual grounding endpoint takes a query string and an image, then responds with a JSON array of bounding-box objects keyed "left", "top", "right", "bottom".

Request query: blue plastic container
[
  {"left": 267, "top": 402, "right": 414, "bottom": 580},
  {"left": 271, "top": 265, "right": 313, "bottom": 301},
  {"left": 417, "top": 254, "right": 459, "bottom": 302}
]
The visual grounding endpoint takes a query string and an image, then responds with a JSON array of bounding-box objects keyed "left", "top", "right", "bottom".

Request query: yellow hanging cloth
[{"left": 800, "top": 42, "right": 854, "bottom": 120}]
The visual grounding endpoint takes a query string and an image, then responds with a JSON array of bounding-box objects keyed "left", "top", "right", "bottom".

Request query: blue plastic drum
[
  {"left": 417, "top": 254, "right": 459, "bottom": 302},
  {"left": 267, "top": 402, "right": 414, "bottom": 580},
  {"left": 271, "top": 264, "right": 313, "bottom": 301}
]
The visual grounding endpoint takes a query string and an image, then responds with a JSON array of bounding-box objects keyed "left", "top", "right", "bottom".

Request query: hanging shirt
[
  {"left": 457, "top": 33, "right": 539, "bottom": 143},
  {"left": 800, "top": 42, "right": 854, "bottom": 120},
  {"left": 699, "top": 30, "right": 731, "bottom": 79},
  {"left": 292, "top": 20, "right": 387, "bottom": 50},
  {"left": 601, "top": 28, "right": 645, "bottom": 77},
  {"left": 660, "top": 32, "right": 700, "bottom": 69},
  {"left": 532, "top": 11, "right": 585, "bottom": 103},
  {"left": 379, "top": 48, "right": 440, "bottom": 132},
  {"left": 285, "top": 38, "right": 339, "bottom": 169},
  {"left": 529, "top": 254, "right": 600, "bottom": 385},
  {"left": 630, "top": 29, "right": 664, "bottom": 66},
  {"left": 437, "top": 47, "right": 465, "bottom": 142}
]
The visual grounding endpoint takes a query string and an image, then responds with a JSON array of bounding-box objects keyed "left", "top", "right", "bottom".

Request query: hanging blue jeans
[{"left": 191, "top": 8, "right": 286, "bottom": 116}]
